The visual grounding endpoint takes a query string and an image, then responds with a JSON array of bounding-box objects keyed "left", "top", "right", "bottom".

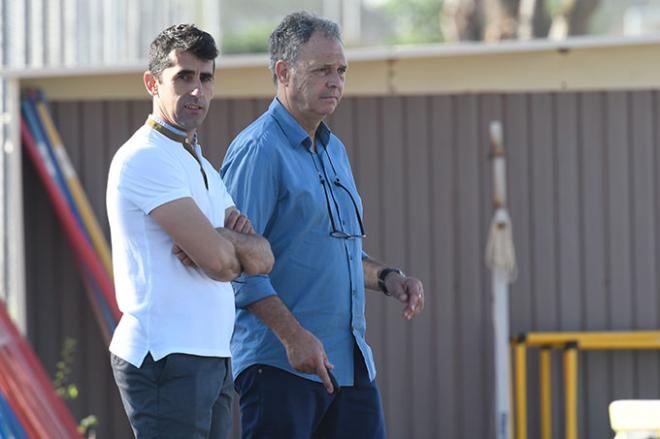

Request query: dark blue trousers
[
  {"left": 111, "top": 352, "right": 233, "bottom": 439},
  {"left": 235, "top": 345, "right": 386, "bottom": 439}
]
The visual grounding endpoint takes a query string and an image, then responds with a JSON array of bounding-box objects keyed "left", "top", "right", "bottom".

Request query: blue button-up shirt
[{"left": 220, "top": 98, "right": 375, "bottom": 386}]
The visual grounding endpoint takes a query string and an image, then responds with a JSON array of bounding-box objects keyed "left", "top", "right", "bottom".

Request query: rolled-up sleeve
[
  {"left": 222, "top": 137, "right": 279, "bottom": 308},
  {"left": 232, "top": 274, "right": 277, "bottom": 308}
]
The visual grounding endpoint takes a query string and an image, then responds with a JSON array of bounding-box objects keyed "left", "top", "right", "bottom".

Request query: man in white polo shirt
[{"left": 106, "top": 24, "right": 273, "bottom": 438}]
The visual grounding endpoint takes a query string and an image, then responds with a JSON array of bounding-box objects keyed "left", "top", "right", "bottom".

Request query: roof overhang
[{"left": 4, "top": 34, "right": 660, "bottom": 100}]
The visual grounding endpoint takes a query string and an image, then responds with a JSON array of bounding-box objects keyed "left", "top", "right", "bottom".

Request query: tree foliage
[
  {"left": 445, "top": 0, "right": 601, "bottom": 41},
  {"left": 382, "top": 0, "right": 445, "bottom": 44},
  {"left": 378, "top": 0, "right": 602, "bottom": 44},
  {"left": 218, "top": 0, "right": 604, "bottom": 54},
  {"left": 222, "top": 21, "right": 274, "bottom": 55}
]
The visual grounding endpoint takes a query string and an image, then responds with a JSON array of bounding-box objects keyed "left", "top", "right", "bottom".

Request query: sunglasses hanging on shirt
[{"left": 309, "top": 145, "right": 366, "bottom": 240}]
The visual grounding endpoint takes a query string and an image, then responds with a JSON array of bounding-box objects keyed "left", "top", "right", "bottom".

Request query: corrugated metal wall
[{"left": 22, "top": 90, "right": 660, "bottom": 438}]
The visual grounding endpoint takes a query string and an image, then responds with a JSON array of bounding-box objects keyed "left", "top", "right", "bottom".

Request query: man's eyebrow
[
  {"left": 175, "top": 69, "right": 195, "bottom": 77},
  {"left": 312, "top": 62, "right": 348, "bottom": 69}
]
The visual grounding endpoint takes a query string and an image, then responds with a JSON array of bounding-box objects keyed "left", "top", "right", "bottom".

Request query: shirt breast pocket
[{"left": 291, "top": 185, "right": 328, "bottom": 230}]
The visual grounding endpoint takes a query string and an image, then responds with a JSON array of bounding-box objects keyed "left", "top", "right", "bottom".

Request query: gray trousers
[{"left": 111, "top": 352, "right": 233, "bottom": 439}]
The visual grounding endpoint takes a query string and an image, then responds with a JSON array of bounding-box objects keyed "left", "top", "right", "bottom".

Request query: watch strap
[{"left": 378, "top": 267, "right": 404, "bottom": 296}]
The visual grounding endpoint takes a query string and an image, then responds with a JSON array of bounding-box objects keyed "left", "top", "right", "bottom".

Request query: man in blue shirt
[{"left": 221, "top": 12, "right": 425, "bottom": 438}]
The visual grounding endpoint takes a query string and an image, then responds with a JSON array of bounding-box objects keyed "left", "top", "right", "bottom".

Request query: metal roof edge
[{"left": 4, "top": 34, "right": 660, "bottom": 79}]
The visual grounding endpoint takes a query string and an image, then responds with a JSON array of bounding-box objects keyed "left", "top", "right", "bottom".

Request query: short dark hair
[
  {"left": 268, "top": 12, "right": 342, "bottom": 84},
  {"left": 148, "top": 24, "right": 219, "bottom": 79}
]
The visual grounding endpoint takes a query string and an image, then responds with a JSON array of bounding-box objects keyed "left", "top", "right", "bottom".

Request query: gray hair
[{"left": 268, "top": 11, "right": 342, "bottom": 84}]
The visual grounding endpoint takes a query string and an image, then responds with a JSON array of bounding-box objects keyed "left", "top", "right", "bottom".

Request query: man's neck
[{"left": 276, "top": 94, "right": 321, "bottom": 147}]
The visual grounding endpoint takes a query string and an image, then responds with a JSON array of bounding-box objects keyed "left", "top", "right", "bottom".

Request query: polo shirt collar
[
  {"left": 268, "top": 98, "right": 331, "bottom": 150},
  {"left": 147, "top": 114, "right": 198, "bottom": 147}
]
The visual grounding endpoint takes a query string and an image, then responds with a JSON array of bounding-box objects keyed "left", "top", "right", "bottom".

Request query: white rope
[{"left": 486, "top": 207, "right": 518, "bottom": 283}]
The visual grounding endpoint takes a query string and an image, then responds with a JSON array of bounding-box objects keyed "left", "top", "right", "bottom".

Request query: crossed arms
[
  {"left": 150, "top": 197, "right": 273, "bottom": 281},
  {"left": 154, "top": 197, "right": 424, "bottom": 395}
]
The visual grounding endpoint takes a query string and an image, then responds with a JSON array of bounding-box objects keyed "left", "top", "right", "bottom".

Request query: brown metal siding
[{"left": 22, "top": 91, "right": 660, "bottom": 438}]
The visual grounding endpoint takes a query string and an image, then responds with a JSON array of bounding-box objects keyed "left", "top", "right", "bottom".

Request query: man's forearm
[
  {"left": 217, "top": 228, "right": 274, "bottom": 275},
  {"left": 246, "top": 295, "right": 302, "bottom": 344},
  {"left": 362, "top": 256, "right": 386, "bottom": 291}
]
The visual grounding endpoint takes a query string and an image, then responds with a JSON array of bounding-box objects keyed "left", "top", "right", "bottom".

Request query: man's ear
[
  {"left": 143, "top": 71, "right": 159, "bottom": 97},
  {"left": 274, "top": 60, "right": 290, "bottom": 86}
]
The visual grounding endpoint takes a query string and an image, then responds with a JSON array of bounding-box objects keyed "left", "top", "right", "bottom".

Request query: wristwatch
[{"left": 378, "top": 267, "right": 404, "bottom": 296}]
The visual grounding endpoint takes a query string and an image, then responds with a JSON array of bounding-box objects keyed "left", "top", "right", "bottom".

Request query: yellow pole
[
  {"left": 539, "top": 347, "right": 552, "bottom": 439},
  {"left": 514, "top": 341, "right": 527, "bottom": 439},
  {"left": 525, "top": 330, "right": 660, "bottom": 347},
  {"left": 579, "top": 339, "right": 660, "bottom": 350},
  {"left": 563, "top": 342, "right": 578, "bottom": 439},
  {"left": 509, "top": 343, "right": 515, "bottom": 439}
]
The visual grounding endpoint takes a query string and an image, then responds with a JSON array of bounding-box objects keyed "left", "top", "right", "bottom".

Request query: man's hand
[
  {"left": 152, "top": 197, "right": 240, "bottom": 281},
  {"left": 247, "top": 296, "right": 335, "bottom": 394},
  {"left": 173, "top": 208, "right": 264, "bottom": 271},
  {"left": 224, "top": 208, "right": 255, "bottom": 235},
  {"left": 219, "top": 207, "right": 273, "bottom": 275},
  {"left": 283, "top": 327, "right": 335, "bottom": 393},
  {"left": 385, "top": 273, "right": 424, "bottom": 320},
  {"left": 173, "top": 243, "right": 197, "bottom": 267}
]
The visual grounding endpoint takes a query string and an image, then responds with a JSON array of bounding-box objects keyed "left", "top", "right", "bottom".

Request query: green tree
[
  {"left": 222, "top": 21, "right": 274, "bottom": 55},
  {"left": 381, "top": 0, "right": 445, "bottom": 44}
]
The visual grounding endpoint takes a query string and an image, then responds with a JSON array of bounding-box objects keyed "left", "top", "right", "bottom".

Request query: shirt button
[{"left": 349, "top": 256, "right": 353, "bottom": 261}]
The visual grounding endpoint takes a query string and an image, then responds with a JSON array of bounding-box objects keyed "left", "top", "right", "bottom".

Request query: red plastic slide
[{"left": 0, "top": 301, "right": 81, "bottom": 438}]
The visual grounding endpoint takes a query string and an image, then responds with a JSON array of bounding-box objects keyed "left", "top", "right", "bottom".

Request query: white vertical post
[
  {"left": 342, "top": 0, "right": 362, "bottom": 43},
  {"left": 493, "top": 267, "right": 511, "bottom": 439},
  {"left": 77, "top": 0, "right": 90, "bottom": 65},
  {"left": 201, "top": 0, "right": 222, "bottom": 52},
  {"left": 486, "top": 121, "right": 516, "bottom": 439},
  {"left": 0, "top": 0, "right": 5, "bottom": 68},
  {"left": 47, "top": 0, "right": 64, "bottom": 66},
  {"left": 0, "top": 0, "right": 6, "bottom": 306},
  {"left": 5, "top": 78, "right": 26, "bottom": 334},
  {"left": 88, "top": 0, "right": 101, "bottom": 65},
  {"left": 103, "top": 0, "right": 116, "bottom": 64},
  {"left": 29, "top": 0, "right": 44, "bottom": 67},
  {"left": 9, "top": 0, "right": 27, "bottom": 68},
  {"left": 64, "top": 0, "right": 77, "bottom": 65},
  {"left": 0, "top": 84, "right": 5, "bottom": 306}
]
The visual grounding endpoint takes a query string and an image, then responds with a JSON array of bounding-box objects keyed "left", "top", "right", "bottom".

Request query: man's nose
[
  {"left": 190, "top": 78, "right": 204, "bottom": 96},
  {"left": 327, "top": 72, "right": 343, "bottom": 88}
]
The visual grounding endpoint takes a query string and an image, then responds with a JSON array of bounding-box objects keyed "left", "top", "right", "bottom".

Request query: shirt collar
[
  {"left": 147, "top": 114, "right": 198, "bottom": 146},
  {"left": 268, "top": 98, "right": 331, "bottom": 150}
]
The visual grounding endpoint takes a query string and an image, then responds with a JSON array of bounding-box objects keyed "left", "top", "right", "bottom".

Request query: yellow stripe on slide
[{"left": 36, "top": 101, "right": 114, "bottom": 278}]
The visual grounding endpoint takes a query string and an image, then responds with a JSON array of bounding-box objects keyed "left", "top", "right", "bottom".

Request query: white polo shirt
[{"left": 106, "top": 117, "right": 235, "bottom": 367}]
